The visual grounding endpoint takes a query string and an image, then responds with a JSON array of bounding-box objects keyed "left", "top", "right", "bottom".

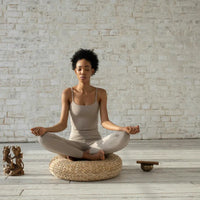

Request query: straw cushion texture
[{"left": 49, "top": 153, "right": 122, "bottom": 181}]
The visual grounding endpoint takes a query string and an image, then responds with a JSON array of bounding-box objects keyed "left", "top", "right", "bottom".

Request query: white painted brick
[
  {"left": 10, "top": 137, "right": 27, "bottom": 142},
  {"left": 5, "top": 0, "right": 20, "bottom": 3},
  {"left": 0, "top": 0, "right": 199, "bottom": 141},
  {"left": 7, "top": 4, "right": 18, "bottom": 11},
  {"left": 164, "top": 122, "right": 180, "bottom": 128},
  {"left": 6, "top": 99, "right": 22, "bottom": 105},
  {"left": 161, "top": 116, "right": 171, "bottom": 122},
  {"left": 165, "top": 110, "right": 184, "bottom": 116},
  {"left": 132, "top": 103, "right": 141, "bottom": 109},
  {"left": 126, "top": 116, "right": 141, "bottom": 123},
  {"left": 14, "top": 130, "right": 28, "bottom": 137},
  {"left": 148, "top": 121, "right": 165, "bottom": 128},
  {"left": 127, "top": 110, "right": 145, "bottom": 115},
  {"left": 137, "top": 66, "right": 147, "bottom": 73},
  {"left": 7, "top": 17, "right": 18, "bottom": 23},
  {"left": 3, "top": 131, "right": 14, "bottom": 137},
  {"left": 143, "top": 127, "right": 160, "bottom": 139},
  {"left": 146, "top": 110, "right": 166, "bottom": 116},
  {"left": 4, "top": 118, "right": 15, "bottom": 124},
  {"left": 110, "top": 30, "right": 119, "bottom": 36},
  {"left": 27, "top": 137, "right": 37, "bottom": 142},
  {"left": 7, "top": 111, "right": 24, "bottom": 118},
  {"left": 6, "top": 11, "right": 22, "bottom": 17},
  {"left": 0, "top": 137, "right": 10, "bottom": 142},
  {"left": 171, "top": 116, "right": 180, "bottom": 122},
  {"left": 151, "top": 116, "right": 161, "bottom": 122},
  {"left": 1, "top": 125, "right": 11, "bottom": 130},
  {"left": 142, "top": 103, "right": 150, "bottom": 110},
  {"left": 151, "top": 103, "right": 161, "bottom": 110}
]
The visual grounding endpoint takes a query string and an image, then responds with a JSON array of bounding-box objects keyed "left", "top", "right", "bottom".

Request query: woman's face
[{"left": 75, "top": 59, "right": 94, "bottom": 82}]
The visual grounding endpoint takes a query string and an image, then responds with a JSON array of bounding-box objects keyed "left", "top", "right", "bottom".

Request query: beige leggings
[{"left": 38, "top": 131, "right": 130, "bottom": 158}]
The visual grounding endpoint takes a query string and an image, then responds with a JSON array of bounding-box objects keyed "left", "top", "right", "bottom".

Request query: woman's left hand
[{"left": 123, "top": 125, "right": 140, "bottom": 134}]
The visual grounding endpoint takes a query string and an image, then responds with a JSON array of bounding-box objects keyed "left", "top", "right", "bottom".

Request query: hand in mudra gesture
[
  {"left": 31, "top": 127, "right": 46, "bottom": 136},
  {"left": 124, "top": 125, "right": 140, "bottom": 134}
]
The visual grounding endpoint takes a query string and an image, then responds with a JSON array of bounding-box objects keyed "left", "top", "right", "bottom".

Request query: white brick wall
[{"left": 0, "top": 0, "right": 200, "bottom": 142}]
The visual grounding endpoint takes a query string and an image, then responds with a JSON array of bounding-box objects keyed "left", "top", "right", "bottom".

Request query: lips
[{"left": 80, "top": 76, "right": 86, "bottom": 79}]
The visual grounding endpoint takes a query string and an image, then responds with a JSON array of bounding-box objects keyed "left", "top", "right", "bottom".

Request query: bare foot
[
  {"left": 65, "top": 156, "right": 82, "bottom": 161},
  {"left": 66, "top": 155, "right": 76, "bottom": 161},
  {"left": 82, "top": 149, "right": 105, "bottom": 161}
]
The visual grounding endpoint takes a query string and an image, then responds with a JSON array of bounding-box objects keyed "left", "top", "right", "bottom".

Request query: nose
[{"left": 80, "top": 69, "right": 85, "bottom": 74}]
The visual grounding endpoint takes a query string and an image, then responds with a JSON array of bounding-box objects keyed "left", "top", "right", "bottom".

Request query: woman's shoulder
[
  {"left": 62, "top": 87, "right": 72, "bottom": 98},
  {"left": 62, "top": 87, "right": 72, "bottom": 93},
  {"left": 96, "top": 87, "right": 107, "bottom": 97},
  {"left": 96, "top": 87, "right": 106, "bottom": 92}
]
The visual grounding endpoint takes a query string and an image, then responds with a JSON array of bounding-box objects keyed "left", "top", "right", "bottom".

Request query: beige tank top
[{"left": 69, "top": 87, "right": 102, "bottom": 143}]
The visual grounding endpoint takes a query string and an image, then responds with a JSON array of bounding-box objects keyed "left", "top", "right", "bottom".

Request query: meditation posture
[{"left": 31, "top": 49, "right": 140, "bottom": 161}]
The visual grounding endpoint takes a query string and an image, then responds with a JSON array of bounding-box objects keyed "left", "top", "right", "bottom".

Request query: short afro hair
[{"left": 70, "top": 48, "right": 99, "bottom": 75}]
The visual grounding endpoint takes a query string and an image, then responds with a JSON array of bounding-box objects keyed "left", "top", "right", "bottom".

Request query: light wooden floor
[{"left": 0, "top": 139, "right": 200, "bottom": 200}]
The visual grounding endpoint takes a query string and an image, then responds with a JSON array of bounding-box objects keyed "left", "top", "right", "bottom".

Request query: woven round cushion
[{"left": 49, "top": 153, "right": 122, "bottom": 181}]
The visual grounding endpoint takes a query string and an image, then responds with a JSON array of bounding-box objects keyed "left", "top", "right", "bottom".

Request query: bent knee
[
  {"left": 38, "top": 132, "right": 52, "bottom": 146},
  {"left": 116, "top": 132, "right": 130, "bottom": 148},
  {"left": 120, "top": 132, "right": 130, "bottom": 143},
  {"left": 108, "top": 132, "right": 130, "bottom": 153}
]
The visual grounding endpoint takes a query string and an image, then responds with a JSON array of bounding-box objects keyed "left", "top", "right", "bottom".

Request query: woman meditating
[{"left": 31, "top": 49, "right": 140, "bottom": 161}]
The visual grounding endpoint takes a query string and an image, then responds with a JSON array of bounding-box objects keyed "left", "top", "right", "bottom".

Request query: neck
[{"left": 76, "top": 81, "right": 92, "bottom": 93}]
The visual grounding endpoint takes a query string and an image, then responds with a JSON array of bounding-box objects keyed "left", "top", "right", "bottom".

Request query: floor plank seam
[{"left": 19, "top": 189, "right": 24, "bottom": 196}]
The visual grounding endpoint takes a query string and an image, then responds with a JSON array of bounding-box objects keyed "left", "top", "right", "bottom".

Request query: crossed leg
[
  {"left": 38, "top": 131, "right": 130, "bottom": 161},
  {"left": 88, "top": 131, "right": 130, "bottom": 154},
  {"left": 38, "top": 132, "right": 89, "bottom": 158}
]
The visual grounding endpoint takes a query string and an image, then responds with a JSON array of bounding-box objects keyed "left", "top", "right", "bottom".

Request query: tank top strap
[
  {"left": 95, "top": 88, "right": 98, "bottom": 101},
  {"left": 71, "top": 87, "right": 74, "bottom": 100}
]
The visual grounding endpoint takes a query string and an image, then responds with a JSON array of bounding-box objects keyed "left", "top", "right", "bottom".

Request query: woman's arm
[
  {"left": 31, "top": 88, "right": 71, "bottom": 136},
  {"left": 45, "top": 88, "right": 71, "bottom": 132},
  {"left": 99, "top": 88, "right": 140, "bottom": 135},
  {"left": 99, "top": 88, "right": 124, "bottom": 131}
]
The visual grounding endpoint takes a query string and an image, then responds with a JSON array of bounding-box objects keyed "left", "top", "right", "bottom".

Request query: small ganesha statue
[{"left": 3, "top": 146, "right": 24, "bottom": 176}]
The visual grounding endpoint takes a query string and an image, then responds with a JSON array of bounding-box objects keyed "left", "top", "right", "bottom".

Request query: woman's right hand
[
  {"left": 31, "top": 127, "right": 46, "bottom": 136},
  {"left": 123, "top": 125, "right": 140, "bottom": 135}
]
